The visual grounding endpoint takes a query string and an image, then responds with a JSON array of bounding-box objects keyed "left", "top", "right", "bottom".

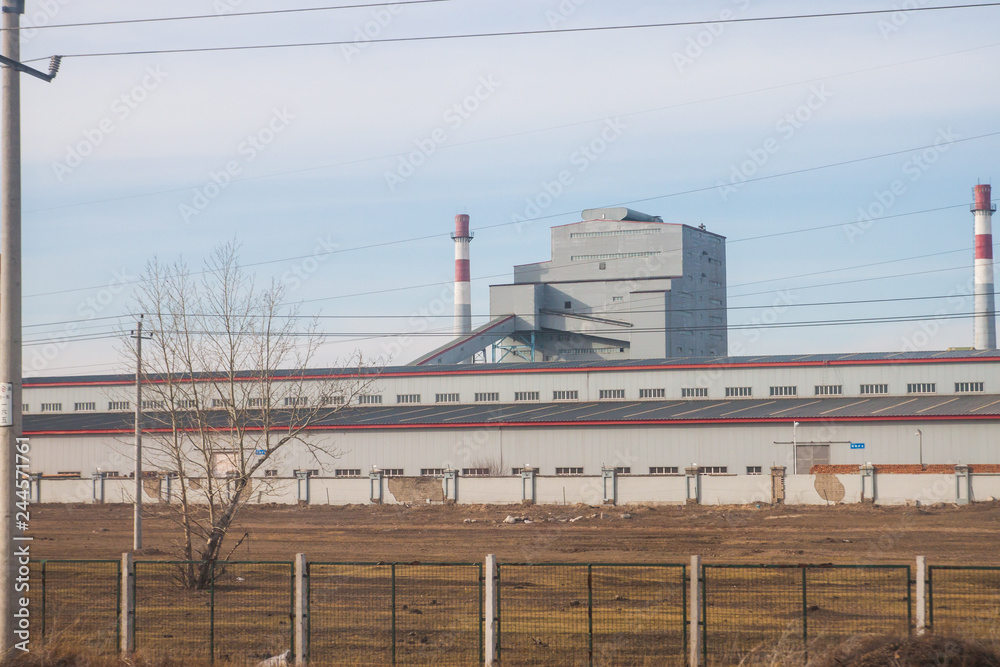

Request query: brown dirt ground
[{"left": 27, "top": 500, "right": 1000, "bottom": 565}]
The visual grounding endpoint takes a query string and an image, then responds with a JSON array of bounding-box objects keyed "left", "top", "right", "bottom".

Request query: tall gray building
[
  {"left": 489, "top": 207, "right": 727, "bottom": 362},
  {"left": 413, "top": 207, "right": 727, "bottom": 365}
]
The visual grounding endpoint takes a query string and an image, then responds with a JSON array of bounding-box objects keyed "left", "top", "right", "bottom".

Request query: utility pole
[
  {"left": 0, "top": 0, "right": 24, "bottom": 655},
  {"left": 0, "top": 1, "right": 59, "bottom": 652},
  {"left": 131, "top": 316, "right": 150, "bottom": 551}
]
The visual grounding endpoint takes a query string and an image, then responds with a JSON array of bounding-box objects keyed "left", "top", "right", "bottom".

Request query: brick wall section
[{"left": 810, "top": 464, "right": 1000, "bottom": 474}]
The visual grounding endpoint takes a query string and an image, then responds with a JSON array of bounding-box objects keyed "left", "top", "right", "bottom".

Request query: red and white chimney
[
  {"left": 452, "top": 214, "right": 473, "bottom": 335},
  {"left": 973, "top": 184, "right": 996, "bottom": 350}
]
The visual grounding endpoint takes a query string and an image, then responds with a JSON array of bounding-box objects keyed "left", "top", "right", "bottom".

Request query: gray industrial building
[{"left": 414, "top": 207, "right": 727, "bottom": 365}]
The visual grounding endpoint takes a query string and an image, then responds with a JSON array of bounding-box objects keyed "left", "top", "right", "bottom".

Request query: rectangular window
[
  {"left": 769, "top": 386, "right": 797, "bottom": 397},
  {"left": 555, "top": 467, "right": 584, "bottom": 475},
  {"left": 358, "top": 394, "right": 383, "bottom": 405},
  {"left": 383, "top": 469, "right": 404, "bottom": 477},
  {"left": 860, "top": 384, "right": 888, "bottom": 395},
  {"left": 907, "top": 383, "right": 936, "bottom": 394},
  {"left": 614, "top": 467, "right": 631, "bottom": 475},
  {"left": 680, "top": 387, "right": 707, "bottom": 398},
  {"left": 74, "top": 402, "right": 96, "bottom": 412},
  {"left": 420, "top": 468, "right": 445, "bottom": 477},
  {"left": 462, "top": 468, "right": 490, "bottom": 476},
  {"left": 514, "top": 391, "right": 539, "bottom": 402},
  {"left": 553, "top": 390, "right": 578, "bottom": 401},
  {"left": 142, "top": 400, "right": 165, "bottom": 410},
  {"left": 699, "top": 466, "right": 728, "bottom": 474},
  {"left": 435, "top": 393, "right": 460, "bottom": 403},
  {"left": 108, "top": 401, "right": 130, "bottom": 411},
  {"left": 320, "top": 395, "right": 345, "bottom": 405},
  {"left": 397, "top": 394, "right": 421, "bottom": 404},
  {"left": 284, "top": 396, "right": 308, "bottom": 407},
  {"left": 599, "top": 389, "right": 625, "bottom": 400},
  {"left": 334, "top": 469, "right": 361, "bottom": 478},
  {"left": 248, "top": 397, "right": 267, "bottom": 408},
  {"left": 475, "top": 392, "right": 500, "bottom": 402},
  {"left": 725, "top": 387, "right": 752, "bottom": 398},
  {"left": 747, "top": 466, "right": 762, "bottom": 475},
  {"left": 641, "top": 388, "right": 667, "bottom": 398},
  {"left": 21, "top": 404, "right": 28, "bottom": 413},
  {"left": 955, "top": 382, "right": 985, "bottom": 393},
  {"left": 264, "top": 470, "right": 278, "bottom": 478},
  {"left": 56, "top": 471, "right": 81, "bottom": 478},
  {"left": 611, "top": 296, "right": 624, "bottom": 302},
  {"left": 649, "top": 466, "right": 679, "bottom": 475},
  {"left": 814, "top": 385, "right": 843, "bottom": 396},
  {"left": 211, "top": 398, "right": 230, "bottom": 408},
  {"left": 293, "top": 469, "right": 320, "bottom": 477},
  {"left": 177, "top": 398, "right": 198, "bottom": 409},
  {"left": 40, "top": 403, "right": 62, "bottom": 412}
]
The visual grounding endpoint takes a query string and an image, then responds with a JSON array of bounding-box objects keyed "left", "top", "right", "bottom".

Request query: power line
[
  {"left": 12, "top": 0, "right": 454, "bottom": 32},
  {"left": 29, "top": 3, "right": 1000, "bottom": 61}
]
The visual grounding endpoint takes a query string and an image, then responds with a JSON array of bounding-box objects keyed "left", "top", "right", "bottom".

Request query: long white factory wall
[
  {"left": 23, "top": 421, "right": 1000, "bottom": 479},
  {"left": 21, "top": 358, "right": 1000, "bottom": 410},
  {"left": 32, "top": 472, "right": 998, "bottom": 507}
]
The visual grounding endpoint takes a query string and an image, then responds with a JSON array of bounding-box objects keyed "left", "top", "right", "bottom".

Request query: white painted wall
[{"left": 617, "top": 475, "right": 686, "bottom": 505}]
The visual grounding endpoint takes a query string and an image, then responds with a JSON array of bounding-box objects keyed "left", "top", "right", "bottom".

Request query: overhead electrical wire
[{"left": 24, "top": 3, "right": 1000, "bottom": 61}]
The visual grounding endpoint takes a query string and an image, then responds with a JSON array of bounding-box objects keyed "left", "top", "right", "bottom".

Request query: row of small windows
[
  {"left": 55, "top": 466, "right": 765, "bottom": 478},
  {"left": 20, "top": 381, "right": 992, "bottom": 413},
  {"left": 570, "top": 251, "right": 662, "bottom": 261},
  {"left": 569, "top": 228, "right": 662, "bottom": 238}
]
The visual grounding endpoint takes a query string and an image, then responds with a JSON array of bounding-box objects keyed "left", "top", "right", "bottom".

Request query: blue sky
[{"left": 13, "top": 0, "right": 1000, "bottom": 376}]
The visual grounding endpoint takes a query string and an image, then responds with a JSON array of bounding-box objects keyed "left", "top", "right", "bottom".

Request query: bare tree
[{"left": 127, "top": 242, "right": 377, "bottom": 588}]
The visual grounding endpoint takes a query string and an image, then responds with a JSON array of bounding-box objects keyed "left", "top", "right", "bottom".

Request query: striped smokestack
[
  {"left": 972, "top": 184, "right": 996, "bottom": 350},
  {"left": 452, "top": 214, "right": 473, "bottom": 335}
]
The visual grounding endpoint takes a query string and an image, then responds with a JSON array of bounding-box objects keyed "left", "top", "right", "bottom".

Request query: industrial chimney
[
  {"left": 452, "top": 214, "right": 473, "bottom": 335},
  {"left": 972, "top": 184, "right": 996, "bottom": 350}
]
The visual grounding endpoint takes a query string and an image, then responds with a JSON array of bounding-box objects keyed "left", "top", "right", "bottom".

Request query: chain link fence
[
  {"left": 308, "top": 562, "right": 482, "bottom": 666},
  {"left": 497, "top": 563, "right": 687, "bottom": 666},
  {"left": 701, "top": 564, "right": 911, "bottom": 665},
  {"left": 928, "top": 566, "right": 1000, "bottom": 641},
  {"left": 27, "top": 558, "right": 999, "bottom": 664}
]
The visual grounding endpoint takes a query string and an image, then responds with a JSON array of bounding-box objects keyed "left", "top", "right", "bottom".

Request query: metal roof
[
  {"left": 23, "top": 394, "right": 1000, "bottom": 434},
  {"left": 22, "top": 349, "right": 1000, "bottom": 387}
]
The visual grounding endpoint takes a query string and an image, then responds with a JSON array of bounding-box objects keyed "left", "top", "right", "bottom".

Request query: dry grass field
[{"left": 21, "top": 501, "right": 1000, "bottom": 666}]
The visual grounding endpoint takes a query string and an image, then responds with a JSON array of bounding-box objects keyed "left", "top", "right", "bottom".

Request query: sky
[{"left": 10, "top": 0, "right": 1000, "bottom": 376}]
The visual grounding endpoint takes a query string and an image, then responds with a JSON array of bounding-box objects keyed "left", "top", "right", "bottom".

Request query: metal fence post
[
  {"left": 295, "top": 553, "right": 308, "bottom": 665},
  {"left": 391, "top": 563, "right": 396, "bottom": 666},
  {"left": 801, "top": 567, "right": 808, "bottom": 661},
  {"left": 587, "top": 564, "right": 594, "bottom": 667},
  {"left": 121, "top": 552, "right": 134, "bottom": 656},
  {"left": 485, "top": 554, "right": 498, "bottom": 666},
  {"left": 916, "top": 556, "right": 927, "bottom": 636},
  {"left": 689, "top": 555, "right": 701, "bottom": 666}
]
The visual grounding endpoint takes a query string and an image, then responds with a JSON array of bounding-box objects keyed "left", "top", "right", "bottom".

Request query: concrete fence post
[
  {"left": 770, "top": 466, "right": 786, "bottom": 505},
  {"left": 295, "top": 471, "right": 310, "bottom": 505},
  {"left": 294, "top": 553, "right": 308, "bottom": 665},
  {"left": 28, "top": 472, "right": 41, "bottom": 504},
  {"left": 369, "top": 469, "right": 384, "bottom": 504},
  {"left": 689, "top": 554, "right": 702, "bottom": 666},
  {"left": 685, "top": 467, "right": 700, "bottom": 505},
  {"left": 915, "top": 555, "right": 927, "bottom": 636},
  {"left": 121, "top": 552, "right": 134, "bottom": 656},
  {"left": 860, "top": 464, "right": 875, "bottom": 504},
  {"left": 601, "top": 467, "right": 616, "bottom": 505},
  {"left": 520, "top": 467, "right": 536, "bottom": 505},
  {"left": 92, "top": 472, "right": 105, "bottom": 504},
  {"left": 485, "top": 554, "right": 498, "bottom": 666},
  {"left": 954, "top": 465, "right": 970, "bottom": 505},
  {"left": 443, "top": 469, "right": 458, "bottom": 503}
]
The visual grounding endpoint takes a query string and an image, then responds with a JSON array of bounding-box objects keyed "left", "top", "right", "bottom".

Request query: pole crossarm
[{"left": 0, "top": 53, "right": 60, "bottom": 82}]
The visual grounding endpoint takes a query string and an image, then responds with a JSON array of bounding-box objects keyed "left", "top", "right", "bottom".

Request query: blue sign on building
[
  {"left": 255, "top": 449, "right": 266, "bottom": 455},
  {"left": 850, "top": 442, "right": 865, "bottom": 450}
]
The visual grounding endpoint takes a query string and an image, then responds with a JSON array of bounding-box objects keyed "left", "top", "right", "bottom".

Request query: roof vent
[{"left": 581, "top": 207, "right": 662, "bottom": 222}]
